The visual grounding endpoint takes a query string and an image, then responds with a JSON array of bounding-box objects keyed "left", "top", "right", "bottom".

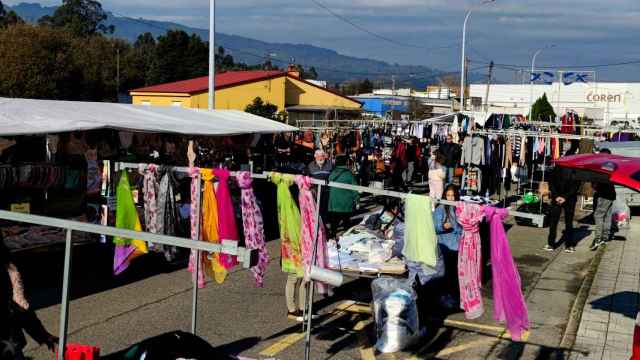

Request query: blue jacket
[{"left": 432, "top": 205, "right": 462, "bottom": 251}]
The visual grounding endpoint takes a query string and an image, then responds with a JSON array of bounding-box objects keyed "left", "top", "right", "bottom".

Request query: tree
[
  {"left": 38, "top": 0, "right": 114, "bottom": 37},
  {"left": 305, "top": 66, "right": 318, "bottom": 80},
  {"left": 245, "top": 97, "right": 278, "bottom": 120},
  {"left": 530, "top": 93, "right": 556, "bottom": 122},
  {"left": 0, "top": 1, "right": 23, "bottom": 28},
  {"left": 358, "top": 78, "right": 373, "bottom": 94},
  {"left": 147, "top": 30, "right": 208, "bottom": 85}
]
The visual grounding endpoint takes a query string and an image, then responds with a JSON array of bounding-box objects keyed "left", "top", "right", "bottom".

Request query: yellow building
[{"left": 130, "top": 69, "right": 362, "bottom": 122}]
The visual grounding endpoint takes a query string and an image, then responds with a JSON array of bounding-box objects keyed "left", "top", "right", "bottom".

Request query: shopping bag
[{"left": 56, "top": 344, "right": 100, "bottom": 360}]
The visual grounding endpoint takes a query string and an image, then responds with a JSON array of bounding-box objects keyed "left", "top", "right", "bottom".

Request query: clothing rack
[
  {"left": 117, "top": 162, "right": 544, "bottom": 226},
  {"left": 117, "top": 161, "right": 544, "bottom": 360}
]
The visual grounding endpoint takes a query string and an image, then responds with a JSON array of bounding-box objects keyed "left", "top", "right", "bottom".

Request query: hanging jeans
[
  {"left": 547, "top": 198, "right": 577, "bottom": 248},
  {"left": 592, "top": 198, "right": 614, "bottom": 245},
  {"left": 445, "top": 167, "right": 455, "bottom": 185}
]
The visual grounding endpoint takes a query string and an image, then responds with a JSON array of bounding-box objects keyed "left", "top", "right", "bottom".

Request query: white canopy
[{"left": 0, "top": 98, "right": 297, "bottom": 136}]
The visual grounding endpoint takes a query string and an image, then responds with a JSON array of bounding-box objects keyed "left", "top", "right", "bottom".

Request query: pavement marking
[
  {"left": 258, "top": 332, "right": 307, "bottom": 357},
  {"left": 354, "top": 317, "right": 377, "bottom": 360},
  {"left": 434, "top": 338, "right": 498, "bottom": 357},
  {"left": 258, "top": 301, "right": 370, "bottom": 357}
]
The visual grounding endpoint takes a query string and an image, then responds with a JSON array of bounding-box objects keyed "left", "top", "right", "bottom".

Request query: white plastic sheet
[{"left": 0, "top": 98, "right": 297, "bottom": 136}]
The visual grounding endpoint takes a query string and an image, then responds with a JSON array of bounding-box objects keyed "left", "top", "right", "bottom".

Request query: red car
[{"left": 554, "top": 153, "right": 640, "bottom": 192}]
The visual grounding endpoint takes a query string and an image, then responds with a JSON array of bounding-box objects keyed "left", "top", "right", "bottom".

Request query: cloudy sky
[{"left": 6, "top": 0, "right": 640, "bottom": 81}]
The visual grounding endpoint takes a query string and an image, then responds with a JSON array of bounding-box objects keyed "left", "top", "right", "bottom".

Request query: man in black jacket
[
  {"left": 545, "top": 164, "right": 581, "bottom": 253},
  {"left": 439, "top": 135, "right": 461, "bottom": 184}
]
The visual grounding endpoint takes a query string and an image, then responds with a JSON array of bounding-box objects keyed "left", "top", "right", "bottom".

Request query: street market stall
[{"left": 0, "top": 97, "right": 297, "bottom": 359}]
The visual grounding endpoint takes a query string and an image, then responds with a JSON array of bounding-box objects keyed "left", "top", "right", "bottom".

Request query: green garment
[
  {"left": 114, "top": 171, "right": 145, "bottom": 250},
  {"left": 402, "top": 194, "right": 437, "bottom": 267},
  {"left": 328, "top": 166, "right": 359, "bottom": 213},
  {"left": 271, "top": 172, "right": 303, "bottom": 276}
]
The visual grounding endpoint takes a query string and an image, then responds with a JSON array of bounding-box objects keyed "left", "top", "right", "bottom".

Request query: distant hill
[{"left": 8, "top": 2, "right": 481, "bottom": 87}]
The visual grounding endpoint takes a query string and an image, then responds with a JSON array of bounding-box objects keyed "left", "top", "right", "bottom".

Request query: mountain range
[{"left": 7, "top": 2, "right": 479, "bottom": 87}]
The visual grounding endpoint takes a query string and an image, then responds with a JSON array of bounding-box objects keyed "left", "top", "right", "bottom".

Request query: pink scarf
[
  {"left": 188, "top": 167, "right": 207, "bottom": 289},
  {"left": 295, "top": 175, "right": 329, "bottom": 294},
  {"left": 214, "top": 168, "right": 239, "bottom": 269},
  {"left": 456, "top": 201, "right": 485, "bottom": 320},
  {"left": 237, "top": 172, "right": 269, "bottom": 287},
  {"left": 485, "top": 206, "right": 529, "bottom": 340}
]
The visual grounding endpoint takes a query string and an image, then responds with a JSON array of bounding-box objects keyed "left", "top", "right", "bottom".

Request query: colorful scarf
[
  {"left": 201, "top": 169, "right": 226, "bottom": 284},
  {"left": 113, "top": 171, "right": 148, "bottom": 275},
  {"left": 295, "top": 175, "right": 328, "bottom": 294},
  {"left": 188, "top": 167, "right": 207, "bottom": 289},
  {"left": 237, "top": 171, "right": 269, "bottom": 287},
  {"left": 271, "top": 172, "right": 303, "bottom": 276},
  {"left": 456, "top": 201, "right": 485, "bottom": 319},
  {"left": 485, "top": 206, "right": 529, "bottom": 340},
  {"left": 214, "top": 168, "right": 239, "bottom": 270}
]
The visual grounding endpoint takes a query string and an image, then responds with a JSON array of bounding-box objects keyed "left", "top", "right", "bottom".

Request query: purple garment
[
  {"left": 485, "top": 206, "right": 529, "bottom": 341},
  {"left": 114, "top": 245, "right": 137, "bottom": 276}
]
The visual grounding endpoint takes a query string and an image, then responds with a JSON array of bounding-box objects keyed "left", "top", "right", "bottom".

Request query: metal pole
[
  {"left": 540, "top": 149, "right": 547, "bottom": 214},
  {"left": 191, "top": 172, "right": 202, "bottom": 334},
  {"left": 208, "top": 0, "right": 215, "bottom": 110},
  {"left": 460, "top": 10, "right": 472, "bottom": 112},
  {"left": 57, "top": 229, "right": 73, "bottom": 360},
  {"left": 304, "top": 183, "right": 323, "bottom": 360},
  {"left": 529, "top": 49, "right": 541, "bottom": 120}
]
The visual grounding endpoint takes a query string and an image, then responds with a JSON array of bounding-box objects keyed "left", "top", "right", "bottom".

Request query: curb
[{"left": 559, "top": 245, "right": 606, "bottom": 350}]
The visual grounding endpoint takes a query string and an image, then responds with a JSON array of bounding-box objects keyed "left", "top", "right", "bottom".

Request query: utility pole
[
  {"left": 463, "top": 57, "right": 470, "bottom": 110},
  {"left": 391, "top": 75, "right": 396, "bottom": 94},
  {"left": 116, "top": 47, "right": 120, "bottom": 102},
  {"left": 484, "top": 61, "right": 493, "bottom": 112},
  {"left": 208, "top": 0, "right": 215, "bottom": 111}
]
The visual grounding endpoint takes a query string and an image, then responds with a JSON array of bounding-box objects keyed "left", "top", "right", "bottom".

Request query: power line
[
  {"left": 308, "top": 0, "right": 459, "bottom": 51},
  {"left": 111, "top": 12, "right": 450, "bottom": 78},
  {"left": 470, "top": 59, "right": 640, "bottom": 70}
]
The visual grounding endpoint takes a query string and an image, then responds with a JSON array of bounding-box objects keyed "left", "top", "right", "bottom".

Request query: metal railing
[{"left": 0, "top": 210, "right": 255, "bottom": 360}]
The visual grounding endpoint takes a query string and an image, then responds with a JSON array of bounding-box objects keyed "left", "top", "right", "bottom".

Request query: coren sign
[{"left": 587, "top": 92, "right": 622, "bottom": 103}]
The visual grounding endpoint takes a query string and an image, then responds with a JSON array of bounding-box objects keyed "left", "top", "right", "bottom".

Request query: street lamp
[
  {"left": 460, "top": 0, "right": 495, "bottom": 112},
  {"left": 208, "top": 0, "right": 215, "bottom": 111},
  {"left": 529, "top": 44, "right": 555, "bottom": 121}
]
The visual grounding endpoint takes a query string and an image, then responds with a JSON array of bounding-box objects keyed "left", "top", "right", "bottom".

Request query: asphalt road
[{"left": 20, "top": 213, "right": 600, "bottom": 359}]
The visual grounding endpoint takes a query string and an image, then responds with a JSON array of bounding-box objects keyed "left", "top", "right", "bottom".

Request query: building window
[{"left": 171, "top": 101, "right": 182, "bottom": 107}]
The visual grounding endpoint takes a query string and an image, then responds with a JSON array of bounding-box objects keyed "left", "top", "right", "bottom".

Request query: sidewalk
[{"left": 571, "top": 222, "right": 640, "bottom": 359}]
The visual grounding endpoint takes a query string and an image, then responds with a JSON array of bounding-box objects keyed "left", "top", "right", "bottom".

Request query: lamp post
[
  {"left": 460, "top": 0, "right": 495, "bottom": 112},
  {"left": 529, "top": 44, "right": 555, "bottom": 120},
  {"left": 208, "top": 0, "right": 215, "bottom": 111}
]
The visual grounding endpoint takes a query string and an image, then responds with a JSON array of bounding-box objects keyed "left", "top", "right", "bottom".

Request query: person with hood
[
  {"left": 327, "top": 155, "right": 359, "bottom": 239},
  {"left": 545, "top": 145, "right": 581, "bottom": 253},
  {"left": 1, "top": 239, "right": 58, "bottom": 359}
]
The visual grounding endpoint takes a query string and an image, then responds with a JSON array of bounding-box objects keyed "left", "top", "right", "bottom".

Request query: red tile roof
[{"left": 131, "top": 70, "right": 285, "bottom": 94}]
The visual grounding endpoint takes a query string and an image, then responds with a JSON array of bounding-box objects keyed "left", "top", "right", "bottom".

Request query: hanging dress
[
  {"left": 142, "top": 164, "right": 159, "bottom": 236},
  {"left": 237, "top": 171, "right": 269, "bottom": 288},
  {"left": 214, "top": 168, "right": 239, "bottom": 270},
  {"left": 271, "top": 172, "right": 303, "bottom": 276},
  {"left": 200, "top": 169, "right": 226, "bottom": 284},
  {"left": 456, "top": 201, "right": 485, "bottom": 319},
  {"left": 113, "top": 171, "right": 148, "bottom": 275},
  {"left": 485, "top": 206, "right": 530, "bottom": 340},
  {"left": 295, "top": 175, "right": 329, "bottom": 294},
  {"left": 188, "top": 167, "right": 207, "bottom": 289},
  {"left": 156, "top": 169, "right": 180, "bottom": 262}
]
